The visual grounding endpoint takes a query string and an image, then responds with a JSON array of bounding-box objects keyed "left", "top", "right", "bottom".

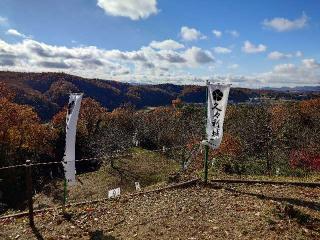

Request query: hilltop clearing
[{"left": 1, "top": 182, "right": 319, "bottom": 239}]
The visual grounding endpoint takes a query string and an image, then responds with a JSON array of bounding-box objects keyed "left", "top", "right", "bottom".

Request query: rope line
[{"left": 0, "top": 144, "right": 196, "bottom": 170}]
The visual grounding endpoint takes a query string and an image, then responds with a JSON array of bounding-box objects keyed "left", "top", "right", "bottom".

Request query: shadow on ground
[
  {"left": 214, "top": 184, "right": 320, "bottom": 212},
  {"left": 90, "top": 230, "right": 118, "bottom": 240},
  {"left": 31, "top": 225, "right": 44, "bottom": 240}
]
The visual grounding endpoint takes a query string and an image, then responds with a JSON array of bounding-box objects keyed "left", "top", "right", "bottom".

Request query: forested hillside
[
  {"left": 1, "top": 75, "right": 319, "bottom": 211},
  {"left": 1, "top": 71, "right": 318, "bottom": 120}
]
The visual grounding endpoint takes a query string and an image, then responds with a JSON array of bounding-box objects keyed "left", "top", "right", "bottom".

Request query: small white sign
[
  {"left": 162, "top": 146, "right": 166, "bottom": 153},
  {"left": 211, "top": 158, "right": 216, "bottom": 167},
  {"left": 135, "top": 182, "right": 141, "bottom": 191},
  {"left": 108, "top": 187, "right": 120, "bottom": 198}
]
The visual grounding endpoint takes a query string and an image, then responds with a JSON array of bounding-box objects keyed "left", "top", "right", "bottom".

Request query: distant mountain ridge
[
  {"left": 0, "top": 71, "right": 319, "bottom": 121},
  {"left": 263, "top": 86, "right": 320, "bottom": 92}
]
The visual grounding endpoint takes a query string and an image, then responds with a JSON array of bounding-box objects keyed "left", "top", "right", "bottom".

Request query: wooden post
[{"left": 25, "top": 160, "right": 34, "bottom": 227}]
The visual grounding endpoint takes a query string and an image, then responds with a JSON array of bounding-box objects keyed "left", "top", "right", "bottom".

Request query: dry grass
[
  {"left": 30, "top": 147, "right": 180, "bottom": 211},
  {"left": 1, "top": 149, "right": 320, "bottom": 239}
]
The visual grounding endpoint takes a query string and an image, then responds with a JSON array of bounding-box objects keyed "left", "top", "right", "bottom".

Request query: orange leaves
[
  {"left": 109, "top": 107, "right": 135, "bottom": 129},
  {"left": 141, "top": 107, "right": 177, "bottom": 127},
  {"left": 52, "top": 109, "right": 66, "bottom": 128},
  {"left": 52, "top": 97, "right": 108, "bottom": 138},
  {"left": 0, "top": 97, "right": 57, "bottom": 160},
  {"left": 78, "top": 98, "right": 108, "bottom": 136},
  {"left": 172, "top": 98, "right": 183, "bottom": 108},
  {"left": 7, "top": 127, "right": 22, "bottom": 148},
  {"left": 270, "top": 104, "right": 289, "bottom": 132},
  {"left": 214, "top": 133, "right": 243, "bottom": 158},
  {"left": 80, "top": 98, "right": 107, "bottom": 119},
  {"left": 299, "top": 98, "right": 320, "bottom": 119},
  {"left": 0, "top": 82, "right": 15, "bottom": 101},
  {"left": 24, "top": 123, "right": 58, "bottom": 155}
]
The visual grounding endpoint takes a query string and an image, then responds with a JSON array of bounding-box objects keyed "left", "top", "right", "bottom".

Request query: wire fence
[
  {"left": 0, "top": 142, "right": 320, "bottom": 225},
  {"left": 0, "top": 143, "right": 202, "bottom": 218},
  {"left": 0, "top": 144, "right": 193, "bottom": 170}
]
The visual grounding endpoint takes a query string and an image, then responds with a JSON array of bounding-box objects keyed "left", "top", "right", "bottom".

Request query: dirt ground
[{"left": 1, "top": 182, "right": 319, "bottom": 240}]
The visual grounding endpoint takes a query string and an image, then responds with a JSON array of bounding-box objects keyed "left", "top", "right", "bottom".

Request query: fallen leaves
[{"left": 1, "top": 183, "right": 320, "bottom": 239}]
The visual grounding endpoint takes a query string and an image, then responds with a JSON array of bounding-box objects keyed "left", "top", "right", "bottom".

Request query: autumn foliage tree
[
  {"left": 290, "top": 150, "right": 320, "bottom": 172},
  {"left": 52, "top": 97, "right": 108, "bottom": 161},
  {"left": 0, "top": 83, "right": 57, "bottom": 166},
  {"left": 1, "top": 77, "right": 319, "bottom": 210},
  {"left": 0, "top": 83, "right": 57, "bottom": 209}
]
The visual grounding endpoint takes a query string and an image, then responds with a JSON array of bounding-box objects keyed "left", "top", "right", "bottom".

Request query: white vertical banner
[
  {"left": 205, "top": 82, "right": 231, "bottom": 149},
  {"left": 63, "top": 93, "right": 83, "bottom": 186}
]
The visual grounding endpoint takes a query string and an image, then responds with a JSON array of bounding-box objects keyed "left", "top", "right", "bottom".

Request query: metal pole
[
  {"left": 204, "top": 145, "right": 209, "bottom": 184},
  {"left": 25, "top": 160, "right": 34, "bottom": 227},
  {"left": 204, "top": 80, "right": 209, "bottom": 184}
]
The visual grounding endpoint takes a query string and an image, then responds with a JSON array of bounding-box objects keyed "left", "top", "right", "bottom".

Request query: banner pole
[{"left": 204, "top": 80, "right": 209, "bottom": 184}]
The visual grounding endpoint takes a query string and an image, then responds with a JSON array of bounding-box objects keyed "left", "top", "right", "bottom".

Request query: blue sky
[{"left": 0, "top": 0, "right": 319, "bottom": 87}]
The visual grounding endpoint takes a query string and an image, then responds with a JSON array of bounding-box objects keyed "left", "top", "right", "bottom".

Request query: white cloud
[
  {"left": 183, "top": 46, "right": 214, "bottom": 66},
  {"left": 214, "top": 46, "right": 232, "bottom": 54},
  {"left": 212, "top": 29, "right": 222, "bottom": 38},
  {"left": 97, "top": 0, "right": 158, "bottom": 20},
  {"left": 242, "top": 41, "right": 267, "bottom": 53},
  {"left": 1, "top": 37, "right": 318, "bottom": 87},
  {"left": 225, "top": 30, "right": 239, "bottom": 37},
  {"left": 302, "top": 58, "right": 320, "bottom": 69},
  {"left": 0, "top": 38, "right": 216, "bottom": 83},
  {"left": 268, "top": 51, "right": 292, "bottom": 60},
  {"left": 228, "top": 64, "right": 239, "bottom": 69},
  {"left": 181, "top": 59, "right": 320, "bottom": 87},
  {"left": 268, "top": 50, "right": 304, "bottom": 60},
  {"left": 273, "top": 63, "right": 296, "bottom": 73},
  {"left": 256, "top": 60, "right": 319, "bottom": 86},
  {"left": 227, "top": 60, "right": 319, "bottom": 87},
  {"left": 156, "top": 49, "right": 186, "bottom": 63},
  {"left": 6, "top": 29, "right": 30, "bottom": 39},
  {"left": 295, "top": 51, "right": 303, "bottom": 57},
  {"left": 0, "top": 16, "right": 8, "bottom": 25},
  {"left": 180, "top": 26, "right": 207, "bottom": 41},
  {"left": 262, "top": 12, "right": 308, "bottom": 32},
  {"left": 149, "top": 39, "right": 184, "bottom": 50}
]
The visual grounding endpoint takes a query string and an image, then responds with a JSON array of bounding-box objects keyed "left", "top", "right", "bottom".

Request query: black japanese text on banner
[
  {"left": 63, "top": 93, "right": 83, "bottom": 186},
  {"left": 205, "top": 83, "right": 231, "bottom": 149}
]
